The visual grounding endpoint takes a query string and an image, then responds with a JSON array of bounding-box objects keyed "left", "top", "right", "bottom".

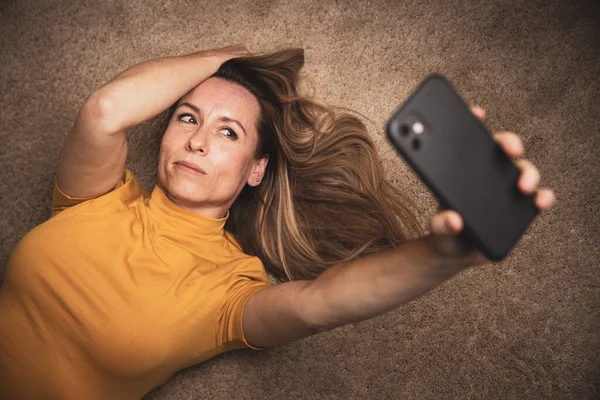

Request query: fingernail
[
  {"left": 527, "top": 177, "right": 537, "bottom": 192},
  {"left": 446, "top": 217, "right": 455, "bottom": 233},
  {"left": 521, "top": 177, "right": 533, "bottom": 193}
]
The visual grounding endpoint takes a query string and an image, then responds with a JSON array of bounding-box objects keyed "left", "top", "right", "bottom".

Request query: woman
[{"left": 0, "top": 45, "right": 556, "bottom": 399}]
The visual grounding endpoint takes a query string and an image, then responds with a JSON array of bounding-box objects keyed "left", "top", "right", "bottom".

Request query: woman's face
[{"left": 157, "top": 77, "right": 268, "bottom": 219}]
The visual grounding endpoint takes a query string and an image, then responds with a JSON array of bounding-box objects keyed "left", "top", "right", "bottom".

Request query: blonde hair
[{"left": 169, "top": 49, "right": 424, "bottom": 283}]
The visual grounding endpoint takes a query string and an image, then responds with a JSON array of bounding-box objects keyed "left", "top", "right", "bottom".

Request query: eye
[
  {"left": 221, "top": 127, "right": 238, "bottom": 140},
  {"left": 177, "top": 113, "right": 196, "bottom": 124}
]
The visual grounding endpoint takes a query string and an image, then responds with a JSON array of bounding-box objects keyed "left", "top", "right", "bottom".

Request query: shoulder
[{"left": 51, "top": 169, "right": 146, "bottom": 219}]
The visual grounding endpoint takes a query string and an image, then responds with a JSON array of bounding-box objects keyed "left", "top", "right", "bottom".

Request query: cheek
[
  {"left": 211, "top": 147, "right": 254, "bottom": 182},
  {"left": 158, "top": 145, "right": 170, "bottom": 168},
  {"left": 213, "top": 150, "right": 244, "bottom": 172},
  {"left": 160, "top": 136, "right": 182, "bottom": 161}
]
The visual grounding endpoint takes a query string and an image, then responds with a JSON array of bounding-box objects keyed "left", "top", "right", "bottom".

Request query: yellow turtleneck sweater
[{"left": 0, "top": 169, "right": 272, "bottom": 399}]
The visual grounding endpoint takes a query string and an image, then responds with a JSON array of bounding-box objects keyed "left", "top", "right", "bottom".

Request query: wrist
[
  {"left": 418, "top": 234, "right": 474, "bottom": 273},
  {"left": 185, "top": 52, "right": 222, "bottom": 75}
]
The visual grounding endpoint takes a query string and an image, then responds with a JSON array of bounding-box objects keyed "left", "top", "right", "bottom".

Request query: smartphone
[{"left": 386, "top": 74, "right": 538, "bottom": 261}]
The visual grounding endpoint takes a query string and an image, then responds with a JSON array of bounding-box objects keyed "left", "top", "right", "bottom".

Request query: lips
[{"left": 176, "top": 161, "right": 205, "bottom": 174}]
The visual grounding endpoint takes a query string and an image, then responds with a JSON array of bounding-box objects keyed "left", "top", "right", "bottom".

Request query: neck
[{"left": 158, "top": 183, "right": 228, "bottom": 219}]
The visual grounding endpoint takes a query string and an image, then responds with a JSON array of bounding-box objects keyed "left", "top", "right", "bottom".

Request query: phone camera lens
[
  {"left": 401, "top": 124, "right": 410, "bottom": 136},
  {"left": 412, "top": 138, "right": 421, "bottom": 151},
  {"left": 413, "top": 122, "right": 424, "bottom": 134}
]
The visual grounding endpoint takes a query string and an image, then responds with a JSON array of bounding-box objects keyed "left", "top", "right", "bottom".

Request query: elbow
[{"left": 80, "top": 91, "right": 121, "bottom": 135}]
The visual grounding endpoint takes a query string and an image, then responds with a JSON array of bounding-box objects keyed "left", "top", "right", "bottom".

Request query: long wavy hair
[{"left": 166, "top": 48, "right": 424, "bottom": 283}]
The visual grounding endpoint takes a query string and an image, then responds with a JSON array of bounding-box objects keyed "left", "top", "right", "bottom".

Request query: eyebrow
[{"left": 177, "top": 102, "right": 247, "bottom": 136}]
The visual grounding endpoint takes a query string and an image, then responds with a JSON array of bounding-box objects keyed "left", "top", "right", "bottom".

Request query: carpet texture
[{"left": 1, "top": 0, "right": 598, "bottom": 398}]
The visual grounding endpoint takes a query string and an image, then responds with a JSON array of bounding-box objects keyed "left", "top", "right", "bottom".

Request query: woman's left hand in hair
[{"left": 427, "top": 106, "right": 556, "bottom": 267}]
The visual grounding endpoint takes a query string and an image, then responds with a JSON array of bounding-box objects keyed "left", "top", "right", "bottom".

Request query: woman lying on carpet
[{"left": 0, "top": 45, "right": 555, "bottom": 399}]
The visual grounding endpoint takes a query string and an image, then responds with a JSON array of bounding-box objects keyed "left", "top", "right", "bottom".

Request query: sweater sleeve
[
  {"left": 216, "top": 257, "right": 271, "bottom": 351},
  {"left": 50, "top": 170, "right": 128, "bottom": 218}
]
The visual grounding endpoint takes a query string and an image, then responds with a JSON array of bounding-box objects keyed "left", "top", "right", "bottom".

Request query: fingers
[
  {"left": 471, "top": 106, "right": 486, "bottom": 120},
  {"left": 432, "top": 187, "right": 556, "bottom": 237},
  {"left": 431, "top": 188, "right": 556, "bottom": 239},
  {"left": 535, "top": 188, "right": 556, "bottom": 210},
  {"left": 225, "top": 43, "right": 248, "bottom": 52},
  {"left": 431, "top": 210, "right": 463, "bottom": 236},
  {"left": 493, "top": 132, "right": 524, "bottom": 159},
  {"left": 492, "top": 133, "right": 551, "bottom": 206},
  {"left": 515, "top": 158, "right": 541, "bottom": 195},
  {"left": 450, "top": 106, "right": 555, "bottom": 218},
  {"left": 220, "top": 44, "right": 251, "bottom": 57}
]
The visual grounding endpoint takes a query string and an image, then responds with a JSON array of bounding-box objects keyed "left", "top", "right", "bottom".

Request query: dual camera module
[{"left": 400, "top": 121, "right": 426, "bottom": 151}]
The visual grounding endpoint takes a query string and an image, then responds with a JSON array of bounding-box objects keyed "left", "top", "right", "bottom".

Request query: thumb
[{"left": 431, "top": 210, "right": 463, "bottom": 236}]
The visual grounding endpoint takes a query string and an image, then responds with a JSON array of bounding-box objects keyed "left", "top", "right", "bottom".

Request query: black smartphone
[{"left": 386, "top": 74, "right": 538, "bottom": 261}]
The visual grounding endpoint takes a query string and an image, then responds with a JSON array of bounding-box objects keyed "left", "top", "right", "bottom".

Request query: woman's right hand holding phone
[{"left": 427, "top": 106, "right": 557, "bottom": 268}]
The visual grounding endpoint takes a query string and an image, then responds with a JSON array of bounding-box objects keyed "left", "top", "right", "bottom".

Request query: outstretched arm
[
  {"left": 243, "top": 234, "right": 465, "bottom": 349},
  {"left": 242, "top": 110, "right": 556, "bottom": 349},
  {"left": 298, "top": 235, "right": 467, "bottom": 333}
]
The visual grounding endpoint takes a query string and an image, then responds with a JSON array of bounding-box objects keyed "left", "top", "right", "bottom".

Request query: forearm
[
  {"left": 89, "top": 51, "right": 221, "bottom": 133},
  {"left": 304, "top": 235, "right": 469, "bottom": 332}
]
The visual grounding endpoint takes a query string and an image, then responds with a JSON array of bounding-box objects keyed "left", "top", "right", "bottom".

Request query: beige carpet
[{"left": 1, "top": 0, "right": 598, "bottom": 398}]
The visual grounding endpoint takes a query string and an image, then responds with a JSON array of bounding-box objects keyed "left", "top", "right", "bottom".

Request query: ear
[{"left": 247, "top": 155, "right": 270, "bottom": 187}]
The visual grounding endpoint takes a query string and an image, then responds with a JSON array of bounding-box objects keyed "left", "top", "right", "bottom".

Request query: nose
[{"left": 186, "top": 129, "right": 208, "bottom": 154}]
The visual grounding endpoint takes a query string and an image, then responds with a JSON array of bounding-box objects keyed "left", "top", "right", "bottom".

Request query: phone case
[{"left": 386, "top": 74, "right": 538, "bottom": 260}]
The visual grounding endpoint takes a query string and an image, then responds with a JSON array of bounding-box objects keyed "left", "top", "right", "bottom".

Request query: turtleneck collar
[{"left": 147, "top": 184, "right": 228, "bottom": 242}]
